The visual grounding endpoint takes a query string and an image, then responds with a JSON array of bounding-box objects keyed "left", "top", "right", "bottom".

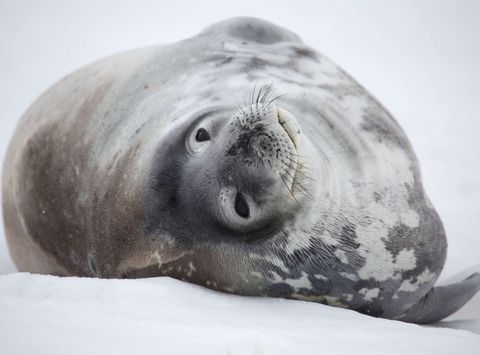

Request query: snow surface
[
  {"left": 1, "top": 273, "right": 479, "bottom": 355},
  {"left": 0, "top": 1, "right": 479, "bottom": 354}
]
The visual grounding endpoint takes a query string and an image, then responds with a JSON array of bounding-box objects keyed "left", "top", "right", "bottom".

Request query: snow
[
  {"left": 0, "top": 1, "right": 479, "bottom": 354},
  {"left": 0, "top": 273, "right": 479, "bottom": 355}
]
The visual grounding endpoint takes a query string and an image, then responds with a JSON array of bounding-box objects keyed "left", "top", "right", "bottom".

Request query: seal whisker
[
  {"left": 288, "top": 152, "right": 308, "bottom": 159},
  {"left": 251, "top": 82, "right": 258, "bottom": 107},
  {"left": 256, "top": 86, "right": 264, "bottom": 106},
  {"left": 282, "top": 162, "right": 316, "bottom": 185},
  {"left": 295, "top": 170, "right": 315, "bottom": 182},
  {"left": 281, "top": 165, "right": 314, "bottom": 198},
  {"left": 287, "top": 163, "right": 316, "bottom": 182},
  {"left": 282, "top": 155, "right": 313, "bottom": 174},
  {"left": 293, "top": 181, "right": 315, "bottom": 201},
  {"left": 281, "top": 169, "right": 315, "bottom": 201},
  {"left": 279, "top": 162, "right": 315, "bottom": 201},
  {"left": 260, "top": 82, "right": 275, "bottom": 105},
  {"left": 279, "top": 172, "right": 299, "bottom": 205},
  {"left": 266, "top": 94, "right": 287, "bottom": 108}
]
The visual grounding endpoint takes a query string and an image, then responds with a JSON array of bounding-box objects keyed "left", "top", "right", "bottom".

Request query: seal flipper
[{"left": 399, "top": 273, "right": 480, "bottom": 324}]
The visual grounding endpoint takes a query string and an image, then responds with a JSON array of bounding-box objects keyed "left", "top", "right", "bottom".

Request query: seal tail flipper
[{"left": 399, "top": 273, "right": 480, "bottom": 324}]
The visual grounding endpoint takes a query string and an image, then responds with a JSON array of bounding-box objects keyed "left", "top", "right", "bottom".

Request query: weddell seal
[{"left": 2, "top": 17, "right": 479, "bottom": 323}]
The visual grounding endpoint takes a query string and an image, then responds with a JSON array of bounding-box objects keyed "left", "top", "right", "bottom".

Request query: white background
[{"left": 0, "top": 1, "right": 479, "bottom": 352}]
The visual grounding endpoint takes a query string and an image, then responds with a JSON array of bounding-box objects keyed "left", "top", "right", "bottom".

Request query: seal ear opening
[{"left": 198, "top": 17, "right": 303, "bottom": 44}]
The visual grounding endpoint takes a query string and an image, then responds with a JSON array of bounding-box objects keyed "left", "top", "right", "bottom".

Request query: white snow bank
[{"left": 0, "top": 273, "right": 479, "bottom": 355}]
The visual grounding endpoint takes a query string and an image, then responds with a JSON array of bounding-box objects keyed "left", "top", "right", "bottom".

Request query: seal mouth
[
  {"left": 276, "top": 108, "right": 301, "bottom": 194},
  {"left": 277, "top": 108, "right": 299, "bottom": 149}
]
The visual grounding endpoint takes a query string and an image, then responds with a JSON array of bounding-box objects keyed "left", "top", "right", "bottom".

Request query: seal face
[{"left": 3, "top": 17, "right": 479, "bottom": 323}]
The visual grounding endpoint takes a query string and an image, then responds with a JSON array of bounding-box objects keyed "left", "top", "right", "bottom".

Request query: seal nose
[
  {"left": 227, "top": 103, "right": 300, "bottom": 159},
  {"left": 226, "top": 103, "right": 278, "bottom": 157},
  {"left": 225, "top": 103, "right": 301, "bottom": 193}
]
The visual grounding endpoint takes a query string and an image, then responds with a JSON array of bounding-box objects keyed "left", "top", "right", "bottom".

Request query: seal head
[{"left": 147, "top": 94, "right": 312, "bottom": 247}]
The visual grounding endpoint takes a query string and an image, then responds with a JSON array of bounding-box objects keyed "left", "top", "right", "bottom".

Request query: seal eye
[
  {"left": 234, "top": 192, "right": 250, "bottom": 218},
  {"left": 195, "top": 128, "right": 210, "bottom": 142}
]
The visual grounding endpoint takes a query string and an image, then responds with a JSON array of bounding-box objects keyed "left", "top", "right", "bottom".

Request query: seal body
[{"left": 3, "top": 17, "right": 479, "bottom": 323}]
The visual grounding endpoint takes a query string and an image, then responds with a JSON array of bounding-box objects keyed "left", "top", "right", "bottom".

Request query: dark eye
[
  {"left": 195, "top": 128, "right": 210, "bottom": 142},
  {"left": 234, "top": 192, "right": 250, "bottom": 218}
]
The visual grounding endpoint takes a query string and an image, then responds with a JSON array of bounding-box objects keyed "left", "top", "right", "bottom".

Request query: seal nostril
[{"left": 234, "top": 192, "right": 250, "bottom": 218}]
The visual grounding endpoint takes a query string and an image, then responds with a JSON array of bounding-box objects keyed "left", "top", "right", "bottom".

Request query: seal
[{"left": 3, "top": 17, "right": 479, "bottom": 323}]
